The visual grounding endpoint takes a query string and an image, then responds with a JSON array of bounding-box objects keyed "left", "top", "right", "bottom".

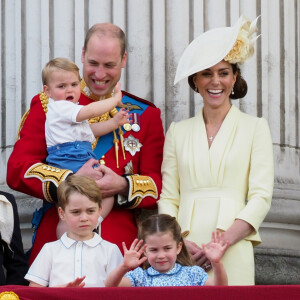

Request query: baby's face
[
  {"left": 44, "top": 69, "right": 81, "bottom": 103},
  {"left": 58, "top": 192, "right": 101, "bottom": 241}
]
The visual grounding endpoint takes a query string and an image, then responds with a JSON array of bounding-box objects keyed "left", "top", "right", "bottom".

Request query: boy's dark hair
[
  {"left": 57, "top": 175, "right": 102, "bottom": 210},
  {"left": 138, "top": 214, "right": 194, "bottom": 268}
]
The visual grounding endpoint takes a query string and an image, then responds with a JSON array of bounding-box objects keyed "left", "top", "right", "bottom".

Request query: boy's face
[
  {"left": 58, "top": 191, "right": 101, "bottom": 241},
  {"left": 43, "top": 69, "right": 81, "bottom": 103}
]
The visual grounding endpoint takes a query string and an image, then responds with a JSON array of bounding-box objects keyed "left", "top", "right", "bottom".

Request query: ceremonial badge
[
  {"left": 121, "top": 102, "right": 142, "bottom": 111},
  {"left": 124, "top": 135, "right": 142, "bottom": 156}
]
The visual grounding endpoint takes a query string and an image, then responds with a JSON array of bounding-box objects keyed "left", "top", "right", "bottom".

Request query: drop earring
[
  {"left": 195, "top": 86, "right": 198, "bottom": 93},
  {"left": 231, "top": 86, "right": 234, "bottom": 95}
]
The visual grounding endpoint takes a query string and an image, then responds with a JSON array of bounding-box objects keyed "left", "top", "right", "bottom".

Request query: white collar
[
  {"left": 146, "top": 263, "right": 182, "bottom": 276},
  {"left": 60, "top": 232, "right": 103, "bottom": 248}
]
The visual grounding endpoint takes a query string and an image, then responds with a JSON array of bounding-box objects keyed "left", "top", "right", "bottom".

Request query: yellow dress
[{"left": 158, "top": 105, "right": 274, "bottom": 285}]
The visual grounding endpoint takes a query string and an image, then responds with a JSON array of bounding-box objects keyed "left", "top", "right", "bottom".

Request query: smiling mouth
[
  {"left": 208, "top": 89, "right": 223, "bottom": 95},
  {"left": 94, "top": 80, "right": 108, "bottom": 86}
]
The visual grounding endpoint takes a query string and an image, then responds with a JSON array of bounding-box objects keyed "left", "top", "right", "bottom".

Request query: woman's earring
[
  {"left": 195, "top": 86, "right": 198, "bottom": 93},
  {"left": 231, "top": 86, "right": 234, "bottom": 95}
]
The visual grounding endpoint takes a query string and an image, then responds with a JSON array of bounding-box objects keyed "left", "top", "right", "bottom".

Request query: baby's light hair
[
  {"left": 138, "top": 214, "right": 194, "bottom": 268},
  {"left": 57, "top": 175, "right": 102, "bottom": 210},
  {"left": 42, "top": 57, "right": 80, "bottom": 86}
]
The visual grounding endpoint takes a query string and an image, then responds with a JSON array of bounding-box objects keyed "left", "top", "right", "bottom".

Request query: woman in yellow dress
[{"left": 158, "top": 15, "right": 274, "bottom": 285}]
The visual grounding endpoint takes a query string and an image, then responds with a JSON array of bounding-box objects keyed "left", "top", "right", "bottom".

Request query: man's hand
[
  {"left": 76, "top": 158, "right": 103, "bottom": 180},
  {"left": 96, "top": 165, "right": 128, "bottom": 198}
]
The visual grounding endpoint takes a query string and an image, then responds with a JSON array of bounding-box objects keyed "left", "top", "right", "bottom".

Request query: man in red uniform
[{"left": 7, "top": 23, "right": 164, "bottom": 264}]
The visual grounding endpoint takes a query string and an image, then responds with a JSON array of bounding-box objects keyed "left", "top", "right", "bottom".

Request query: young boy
[
  {"left": 42, "top": 57, "right": 131, "bottom": 238},
  {"left": 25, "top": 175, "right": 123, "bottom": 287}
]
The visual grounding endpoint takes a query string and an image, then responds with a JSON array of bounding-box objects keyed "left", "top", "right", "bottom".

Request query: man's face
[{"left": 81, "top": 35, "right": 127, "bottom": 97}]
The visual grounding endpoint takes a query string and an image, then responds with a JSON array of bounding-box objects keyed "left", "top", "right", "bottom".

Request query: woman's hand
[
  {"left": 185, "top": 239, "right": 212, "bottom": 271},
  {"left": 219, "top": 219, "right": 254, "bottom": 246}
]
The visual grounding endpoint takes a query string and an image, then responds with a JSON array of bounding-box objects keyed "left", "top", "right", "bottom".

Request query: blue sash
[{"left": 93, "top": 94, "right": 149, "bottom": 159}]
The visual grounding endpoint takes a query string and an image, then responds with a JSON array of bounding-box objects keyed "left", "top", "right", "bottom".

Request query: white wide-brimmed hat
[{"left": 174, "top": 15, "right": 260, "bottom": 85}]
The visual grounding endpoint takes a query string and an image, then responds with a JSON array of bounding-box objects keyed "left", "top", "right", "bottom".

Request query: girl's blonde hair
[
  {"left": 138, "top": 214, "right": 194, "bottom": 268},
  {"left": 42, "top": 57, "right": 80, "bottom": 86}
]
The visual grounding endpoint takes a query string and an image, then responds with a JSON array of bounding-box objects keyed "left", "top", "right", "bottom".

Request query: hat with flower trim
[{"left": 174, "top": 15, "right": 260, "bottom": 86}]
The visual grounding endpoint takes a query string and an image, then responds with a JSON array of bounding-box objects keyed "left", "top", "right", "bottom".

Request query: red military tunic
[{"left": 7, "top": 80, "right": 164, "bottom": 264}]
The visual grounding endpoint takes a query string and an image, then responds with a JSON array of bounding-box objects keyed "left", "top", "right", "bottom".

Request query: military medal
[
  {"left": 123, "top": 123, "right": 132, "bottom": 131},
  {"left": 124, "top": 135, "right": 142, "bottom": 156},
  {"left": 131, "top": 113, "right": 140, "bottom": 132}
]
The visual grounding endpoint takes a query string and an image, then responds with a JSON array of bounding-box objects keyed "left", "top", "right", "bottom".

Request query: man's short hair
[{"left": 83, "top": 23, "right": 126, "bottom": 58}]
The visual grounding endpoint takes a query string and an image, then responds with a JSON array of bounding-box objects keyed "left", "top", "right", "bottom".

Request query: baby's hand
[
  {"left": 112, "top": 82, "right": 123, "bottom": 107},
  {"left": 122, "top": 239, "right": 147, "bottom": 270},
  {"left": 113, "top": 108, "right": 132, "bottom": 126},
  {"left": 202, "top": 231, "right": 229, "bottom": 264}
]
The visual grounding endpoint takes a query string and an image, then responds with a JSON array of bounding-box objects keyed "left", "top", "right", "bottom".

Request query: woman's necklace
[
  {"left": 206, "top": 125, "right": 222, "bottom": 144},
  {"left": 204, "top": 105, "right": 231, "bottom": 145}
]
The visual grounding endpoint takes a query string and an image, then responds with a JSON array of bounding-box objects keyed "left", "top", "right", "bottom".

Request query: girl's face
[
  {"left": 144, "top": 232, "right": 182, "bottom": 274},
  {"left": 193, "top": 60, "right": 236, "bottom": 110}
]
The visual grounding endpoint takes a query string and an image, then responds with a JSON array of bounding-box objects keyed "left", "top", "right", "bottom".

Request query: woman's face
[{"left": 193, "top": 60, "right": 237, "bottom": 110}]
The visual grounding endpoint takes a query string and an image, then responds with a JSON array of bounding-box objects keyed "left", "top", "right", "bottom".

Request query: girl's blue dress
[{"left": 125, "top": 263, "right": 208, "bottom": 287}]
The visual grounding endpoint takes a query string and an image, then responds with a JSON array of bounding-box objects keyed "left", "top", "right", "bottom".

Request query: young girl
[{"left": 105, "top": 214, "right": 229, "bottom": 287}]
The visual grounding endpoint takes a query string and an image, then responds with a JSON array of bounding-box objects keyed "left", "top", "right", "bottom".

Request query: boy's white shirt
[
  {"left": 25, "top": 232, "right": 123, "bottom": 287},
  {"left": 45, "top": 98, "right": 95, "bottom": 148}
]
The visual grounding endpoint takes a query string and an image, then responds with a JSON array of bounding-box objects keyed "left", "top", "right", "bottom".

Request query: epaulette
[{"left": 16, "top": 92, "right": 47, "bottom": 141}]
